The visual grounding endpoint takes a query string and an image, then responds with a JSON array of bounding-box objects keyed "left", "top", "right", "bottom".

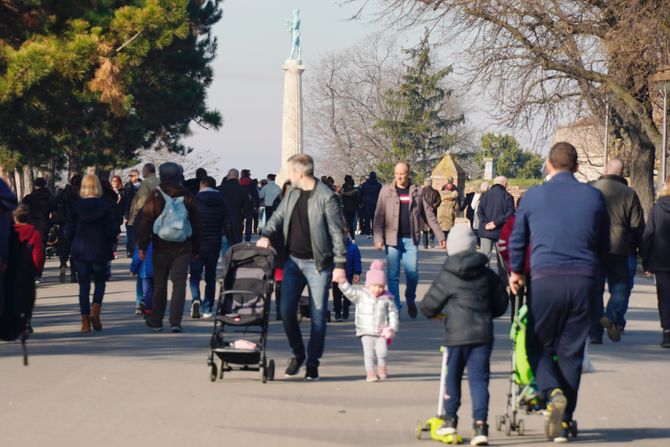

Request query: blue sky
[{"left": 182, "top": 0, "right": 497, "bottom": 180}]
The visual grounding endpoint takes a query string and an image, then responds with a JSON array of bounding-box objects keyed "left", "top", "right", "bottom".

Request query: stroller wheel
[
  {"left": 571, "top": 420, "right": 578, "bottom": 437},
  {"left": 218, "top": 361, "right": 225, "bottom": 379},
  {"left": 210, "top": 364, "right": 217, "bottom": 382},
  {"left": 416, "top": 421, "right": 424, "bottom": 439},
  {"left": 504, "top": 417, "right": 512, "bottom": 436},
  {"left": 517, "top": 418, "right": 525, "bottom": 436},
  {"left": 260, "top": 365, "right": 267, "bottom": 383},
  {"left": 267, "top": 359, "right": 275, "bottom": 381}
]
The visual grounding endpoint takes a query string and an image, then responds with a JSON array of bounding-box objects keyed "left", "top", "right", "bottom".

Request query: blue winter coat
[
  {"left": 476, "top": 184, "right": 515, "bottom": 240},
  {"left": 345, "top": 239, "right": 362, "bottom": 282},
  {"left": 64, "top": 197, "right": 120, "bottom": 263},
  {"left": 130, "top": 243, "right": 153, "bottom": 278},
  {"left": 196, "top": 188, "right": 232, "bottom": 255},
  {"left": 359, "top": 178, "right": 382, "bottom": 209}
]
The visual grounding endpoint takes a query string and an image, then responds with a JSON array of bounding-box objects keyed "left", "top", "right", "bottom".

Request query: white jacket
[{"left": 340, "top": 282, "right": 399, "bottom": 337}]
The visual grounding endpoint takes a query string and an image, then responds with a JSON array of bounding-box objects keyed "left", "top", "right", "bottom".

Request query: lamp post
[{"left": 651, "top": 67, "right": 670, "bottom": 191}]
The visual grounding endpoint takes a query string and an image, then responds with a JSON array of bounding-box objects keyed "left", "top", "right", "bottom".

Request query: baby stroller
[
  {"left": 44, "top": 224, "right": 60, "bottom": 259},
  {"left": 207, "top": 243, "right": 276, "bottom": 383}
]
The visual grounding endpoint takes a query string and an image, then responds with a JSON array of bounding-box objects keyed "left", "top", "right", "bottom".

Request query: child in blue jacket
[
  {"left": 333, "top": 231, "right": 362, "bottom": 322},
  {"left": 130, "top": 242, "right": 154, "bottom": 314}
]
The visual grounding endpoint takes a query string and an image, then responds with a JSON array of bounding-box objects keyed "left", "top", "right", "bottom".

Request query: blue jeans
[
  {"left": 281, "top": 256, "right": 332, "bottom": 367},
  {"left": 619, "top": 256, "right": 637, "bottom": 329},
  {"left": 73, "top": 260, "right": 108, "bottom": 315},
  {"left": 135, "top": 275, "right": 143, "bottom": 305},
  {"left": 445, "top": 343, "right": 493, "bottom": 422},
  {"left": 220, "top": 235, "right": 230, "bottom": 260},
  {"left": 385, "top": 237, "right": 419, "bottom": 309},
  {"left": 189, "top": 252, "right": 219, "bottom": 314},
  {"left": 141, "top": 278, "right": 154, "bottom": 309},
  {"left": 590, "top": 254, "right": 631, "bottom": 339}
]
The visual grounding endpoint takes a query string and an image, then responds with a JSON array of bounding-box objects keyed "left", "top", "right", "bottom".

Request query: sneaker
[
  {"left": 366, "top": 371, "right": 378, "bottom": 382},
  {"left": 662, "top": 330, "right": 670, "bottom": 348},
  {"left": 305, "top": 365, "right": 319, "bottom": 381},
  {"left": 135, "top": 303, "right": 143, "bottom": 316},
  {"left": 599, "top": 316, "right": 621, "bottom": 342},
  {"left": 407, "top": 302, "right": 418, "bottom": 319},
  {"left": 170, "top": 325, "right": 183, "bottom": 333},
  {"left": 545, "top": 389, "right": 568, "bottom": 440},
  {"left": 377, "top": 365, "right": 387, "bottom": 380},
  {"left": 145, "top": 320, "right": 163, "bottom": 332},
  {"left": 436, "top": 416, "right": 458, "bottom": 436},
  {"left": 201, "top": 312, "right": 212, "bottom": 320},
  {"left": 285, "top": 357, "right": 304, "bottom": 376},
  {"left": 471, "top": 421, "right": 489, "bottom": 446},
  {"left": 553, "top": 421, "right": 571, "bottom": 443},
  {"left": 191, "top": 301, "right": 201, "bottom": 319}
]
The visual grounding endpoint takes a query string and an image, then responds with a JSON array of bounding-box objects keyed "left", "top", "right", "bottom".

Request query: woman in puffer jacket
[{"left": 336, "top": 260, "right": 399, "bottom": 382}]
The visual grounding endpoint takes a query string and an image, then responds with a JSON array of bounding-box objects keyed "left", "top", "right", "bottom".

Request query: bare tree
[
  {"left": 117, "top": 147, "right": 221, "bottom": 181},
  {"left": 351, "top": 0, "right": 670, "bottom": 211}
]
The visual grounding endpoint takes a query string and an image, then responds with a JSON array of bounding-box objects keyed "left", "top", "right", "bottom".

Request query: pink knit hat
[{"left": 365, "top": 260, "right": 387, "bottom": 287}]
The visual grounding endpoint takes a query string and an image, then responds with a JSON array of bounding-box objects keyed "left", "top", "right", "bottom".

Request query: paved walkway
[{"left": 1, "top": 239, "right": 669, "bottom": 446}]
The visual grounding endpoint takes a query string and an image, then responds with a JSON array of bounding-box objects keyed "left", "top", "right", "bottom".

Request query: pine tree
[{"left": 374, "top": 29, "right": 464, "bottom": 183}]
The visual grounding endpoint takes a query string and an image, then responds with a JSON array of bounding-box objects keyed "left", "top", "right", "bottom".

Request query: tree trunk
[
  {"left": 628, "top": 129, "right": 656, "bottom": 216},
  {"left": 68, "top": 151, "right": 82, "bottom": 180},
  {"left": 22, "top": 164, "right": 33, "bottom": 195},
  {"left": 14, "top": 169, "right": 23, "bottom": 200}
]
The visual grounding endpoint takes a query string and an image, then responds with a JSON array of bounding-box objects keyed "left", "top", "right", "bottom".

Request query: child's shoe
[
  {"left": 545, "top": 388, "right": 567, "bottom": 440},
  {"left": 470, "top": 421, "right": 488, "bottom": 446},
  {"left": 366, "top": 371, "right": 378, "bottom": 382},
  {"left": 377, "top": 365, "right": 388, "bottom": 380}
]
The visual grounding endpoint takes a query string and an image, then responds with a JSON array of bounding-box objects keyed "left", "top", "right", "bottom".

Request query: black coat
[
  {"left": 477, "top": 184, "right": 514, "bottom": 240},
  {"left": 642, "top": 196, "right": 670, "bottom": 272},
  {"left": 195, "top": 189, "right": 232, "bottom": 255},
  {"left": 122, "top": 182, "right": 140, "bottom": 220},
  {"left": 420, "top": 252, "right": 508, "bottom": 346},
  {"left": 21, "top": 187, "right": 52, "bottom": 236},
  {"left": 184, "top": 178, "right": 202, "bottom": 197},
  {"left": 219, "top": 179, "right": 250, "bottom": 244},
  {"left": 64, "top": 198, "right": 120, "bottom": 263}
]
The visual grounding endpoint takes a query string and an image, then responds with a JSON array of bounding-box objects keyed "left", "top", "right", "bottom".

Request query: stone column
[{"left": 277, "top": 60, "right": 305, "bottom": 186}]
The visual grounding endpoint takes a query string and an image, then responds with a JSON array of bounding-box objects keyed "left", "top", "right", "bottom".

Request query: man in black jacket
[
  {"left": 21, "top": 177, "right": 52, "bottom": 249},
  {"left": 477, "top": 176, "right": 514, "bottom": 258},
  {"left": 421, "top": 224, "right": 508, "bottom": 445},
  {"left": 219, "top": 169, "right": 250, "bottom": 247},
  {"left": 189, "top": 176, "right": 232, "bottom": 319},
  {"left": 122, "top": 170, "right": 141, "bottom": 256}
]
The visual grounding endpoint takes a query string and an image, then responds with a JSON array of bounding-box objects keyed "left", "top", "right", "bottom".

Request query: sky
[{"left": 182, "top": 0, "right": 504, "bottom": 180}]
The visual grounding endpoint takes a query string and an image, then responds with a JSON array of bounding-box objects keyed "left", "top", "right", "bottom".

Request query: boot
[
  {"left": 90, "top": 303, "right": 103, "bottom": 331},
  {"left": 662, "top": 330, "right": 670, "bottom": 348},
  {"left": 81, "top": 315, "right": 91, "bottom": 333}
]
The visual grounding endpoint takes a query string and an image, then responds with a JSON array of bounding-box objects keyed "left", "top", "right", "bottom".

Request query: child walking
[
  {"left": 337, "top": 259, "right": 399, "bottom": 382},
  {"left": 130, "top": 241, "right": 154, "bottom": 315},
  {"left": 332, "top": 229, "right": 362, "bottom": 321},
  {"left": 420, "top": 224, "right": 508, "bottom": 446}
]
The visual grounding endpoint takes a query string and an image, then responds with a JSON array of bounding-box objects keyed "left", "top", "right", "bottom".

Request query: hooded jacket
[
  {"left": 14, "top": 223, "right": 45, "bottom": 274},
  {"left": 339, "top": 281, "right": 399, "bottom": 337},
  {"left": 641, "top": 195, "right": 670, "bottom": 272},
  {"left": 64, "top": 197, "right": 120, "bottom": 263},
  {"left": 21, "top": 187, "right": 52, "bottom": 236},
  {"left": 195, "top": 188, "right": 232, "bottom": 255},
  {"left": 420, "top": 251, "right": 508, "bottom": 346}
]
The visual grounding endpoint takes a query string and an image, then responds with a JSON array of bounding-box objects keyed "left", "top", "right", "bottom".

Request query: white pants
[{"left": 361, "top": 335, "right": 388, "bottom": 372}]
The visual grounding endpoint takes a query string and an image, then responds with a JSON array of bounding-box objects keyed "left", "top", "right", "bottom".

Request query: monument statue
[{"left": 286, "top": 9, "right": 301, "bottom": 61}]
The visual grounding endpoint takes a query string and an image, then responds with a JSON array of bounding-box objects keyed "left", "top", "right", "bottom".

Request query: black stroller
[{"left": 207, "top": 243, "right": 276, "bottom": 383}]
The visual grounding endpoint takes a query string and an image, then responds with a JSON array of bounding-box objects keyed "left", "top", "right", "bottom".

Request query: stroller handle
[{"left": 220, "top": 290, "right": 266, "bottom": 296}]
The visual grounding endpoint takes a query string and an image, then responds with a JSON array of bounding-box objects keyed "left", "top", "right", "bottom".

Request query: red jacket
[
  {"left": 14, "top": 223, "right": 45, "bottom": 275},
  {"left": 497, "top": 215, "right": 530, "bottom": 275}
]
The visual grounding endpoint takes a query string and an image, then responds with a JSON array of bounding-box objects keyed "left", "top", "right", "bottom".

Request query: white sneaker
[{"left": 202, "top": 312, "right": 212, "bottom": 319}]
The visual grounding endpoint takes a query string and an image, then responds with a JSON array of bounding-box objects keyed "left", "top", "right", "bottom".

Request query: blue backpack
[{"left": 152, "top": 187, "right": 192, "bottom": 242}]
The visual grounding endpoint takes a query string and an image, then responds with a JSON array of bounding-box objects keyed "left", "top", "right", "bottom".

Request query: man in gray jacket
[
  {"left": 373, "top": 162, "right": 445, "bottom": 318},
  {"left": 258, "top": 154, "right": 346, "bottom": 380},
  {"left": 590, "top": 159, "right": 645, "bottom": 343}
]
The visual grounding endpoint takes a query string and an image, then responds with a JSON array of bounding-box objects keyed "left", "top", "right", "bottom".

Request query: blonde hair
[{"left": 80, "top": 174, "right": 102, "bottom": 198}]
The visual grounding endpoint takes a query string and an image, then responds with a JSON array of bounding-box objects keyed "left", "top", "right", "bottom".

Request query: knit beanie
[
  {"left": 365, "top": 259, "right": 387, "bottom": 287},
  {"left": 447, "top": 224, "right": 477, "bottom": 256}
]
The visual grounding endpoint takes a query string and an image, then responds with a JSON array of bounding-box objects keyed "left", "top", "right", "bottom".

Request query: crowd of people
[{"left": 3, "top": 141, "right": 670, "bottom": 445}]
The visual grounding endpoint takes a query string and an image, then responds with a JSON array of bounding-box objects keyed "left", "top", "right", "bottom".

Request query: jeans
[
  {"left": 141, "top": 278, "right": 154, "bottom": 309},
  {"left": 445, "top": 343, "right": 493, "bottom": 422},
  {"left": 125, "top": 224, "right": 135, "bottom": 255},
  {"left": 148, "top": 246, "right": 191, "bottom": 328},
  {"left": 244, "top": 208, "right": 255, "bottom": 242},
  {"left": 280, "top": 256, "right": 332, "bottom": 367},
  {"left": 220, "top": 235, "right": 230, "bottom": 260},
  {"left": 619, "top": 255, "right": 637, "bottom": 329},
  {"left": 422, "top": 230, "right": 436, "bottom": 249},
  {"left": 385, "top": 237, "right": 419, "bottom": 309},
  {"left": 73, "top": 260, "right": 108, "bottom": 315},
  {"left": 590, "top": 254, "right": 630, "bottom": 339},
  {"left": 189, "top": 252, "right": 219, "bottom": 314},
  {"left": 135, "top": 275, "right": 143, "bottom": 305},
  {"left": 527, "top": 276, "right": 594, "bottom": 422}
]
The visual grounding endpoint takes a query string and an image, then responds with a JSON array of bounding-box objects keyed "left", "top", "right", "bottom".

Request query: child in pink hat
[{"left": 336, "top": 259, "right": 399, "bottom": 381}]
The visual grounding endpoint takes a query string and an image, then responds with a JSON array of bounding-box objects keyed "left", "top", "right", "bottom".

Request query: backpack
[
  {"left": 0, "top": 225, "right": 36, "bottom": 366},
  {"left": 152, "top": 187, "right": 192, "bottom": 242}
]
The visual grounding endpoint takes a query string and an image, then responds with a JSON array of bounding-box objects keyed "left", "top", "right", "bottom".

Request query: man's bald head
[
  {"left": 493, "top": 176, "right": 508, "bottom": 188},
  {"left": 605, "top": 159, "right": 624, "bottom": 177},
  {"left": 394, "top": 161, "right": 410, "bottom": 188}
]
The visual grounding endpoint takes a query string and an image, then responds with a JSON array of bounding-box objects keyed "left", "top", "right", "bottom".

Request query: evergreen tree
[
  {"left": 374, "top": 29, "right": 464, "bottom": 183},
  {"left": 476, "top": 133, "right": 544, "bottom": 179}
]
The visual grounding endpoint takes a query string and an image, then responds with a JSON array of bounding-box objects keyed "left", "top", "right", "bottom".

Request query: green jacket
[
  {"left": 592, "top": 175, "right": 645, "bottom": 256},
  {"left": 128, "top": 174, "right": 159, "bottom": 226},
  {"left": 262, "top": 180, "right": 346, "bottom": 272}
]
